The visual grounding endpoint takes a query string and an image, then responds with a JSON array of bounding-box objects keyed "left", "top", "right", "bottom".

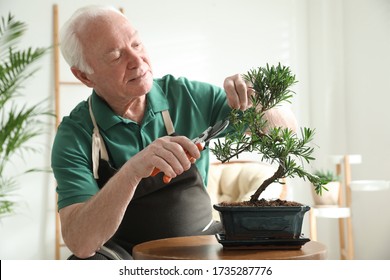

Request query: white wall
[
  {"left": 343, "top": 0, "right": 390, "bottom": 259},
  {"left": 0, "top": 0, "right": 389, "bottom": 260}
]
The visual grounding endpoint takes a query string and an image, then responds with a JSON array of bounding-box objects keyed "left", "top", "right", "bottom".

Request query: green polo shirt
[{"left": 52, "top": 75, "right": 230, "bottom": 210}]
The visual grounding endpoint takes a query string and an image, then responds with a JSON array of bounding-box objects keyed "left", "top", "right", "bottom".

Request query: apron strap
[
  {"left": 88, "top": 95, "right": 175, "bottom": 179},
  {"left": 88, "top": 97, "right": 109, "bottom": 179},
  {"left": 162, "top": 110, "right": 175, "bottom": 135}
]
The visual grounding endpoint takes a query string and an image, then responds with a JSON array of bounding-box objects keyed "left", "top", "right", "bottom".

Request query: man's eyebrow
[
  {"left": 104, "top": 48, "right": 120, "bottom": 57},
  {"left": 103, "top": 30, "right": 140, "bottom": 57},
  {"left": 129, "top": 30, "right": 140, "bottom": 40}
]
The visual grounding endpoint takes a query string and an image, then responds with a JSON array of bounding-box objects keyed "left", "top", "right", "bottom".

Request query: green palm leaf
[
  {"left": 0, "top": 14, "right": 26, "bottom": 57},
  {"left": 0, "top": 13, "right": 51, "bottom": 217}
]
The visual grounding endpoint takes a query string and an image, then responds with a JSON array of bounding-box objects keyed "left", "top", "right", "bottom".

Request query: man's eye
[
  {"left": 133, "top": 42, "right": 142, "bottom": 49},
  {"left": 111, "top": 54, "right": 121, "bottom": 62}
]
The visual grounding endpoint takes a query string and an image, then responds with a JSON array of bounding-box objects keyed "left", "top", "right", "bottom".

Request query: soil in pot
[{"left": 219, "top": 198, "right": 303, "bottom": 207}]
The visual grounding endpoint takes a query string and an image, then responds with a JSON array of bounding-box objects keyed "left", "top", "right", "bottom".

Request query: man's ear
[{"left": 71, "top": 67, "right": 94, "bottom": 88}]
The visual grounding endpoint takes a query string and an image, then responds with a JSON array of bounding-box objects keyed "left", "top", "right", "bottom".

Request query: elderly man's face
[{"left": 79, "top": 12, "right": 153, "bottom": 101}]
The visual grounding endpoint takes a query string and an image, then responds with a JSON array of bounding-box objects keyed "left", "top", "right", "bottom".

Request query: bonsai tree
[
  {"left": 0, "top": 14, "right": 51, "bottom": 217},
  {"left": 211, "top": 63, "right": 329, "bottom": 206}
]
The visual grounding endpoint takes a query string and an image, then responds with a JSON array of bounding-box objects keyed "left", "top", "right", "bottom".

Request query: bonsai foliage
[
  {"left": 0, "top": 14, "right": 50, "bottom": 217},
  {"left": 212, "top": 63, "right": 329, "bottom": 203}
]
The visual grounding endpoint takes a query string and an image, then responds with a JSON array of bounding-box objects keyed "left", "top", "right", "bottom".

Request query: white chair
[{"left": 207, "top": 160, "right": 288, "bottom": 221}]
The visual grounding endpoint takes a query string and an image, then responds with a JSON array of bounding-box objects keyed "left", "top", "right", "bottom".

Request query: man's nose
[{"left": 126, "top": 49, "right": 143, "bottom": 69}]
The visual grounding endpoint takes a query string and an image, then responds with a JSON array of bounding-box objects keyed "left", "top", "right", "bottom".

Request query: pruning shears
[{"left": 151, "top": 119, "right": 229, "bottom": 183}]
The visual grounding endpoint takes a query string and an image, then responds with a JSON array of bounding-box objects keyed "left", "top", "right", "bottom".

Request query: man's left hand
[{"left": 223, "top": 74, "right": 253, "bottom": 111}]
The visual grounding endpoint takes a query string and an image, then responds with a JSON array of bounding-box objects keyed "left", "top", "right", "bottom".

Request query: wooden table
[{"left": 132, "top": 235, "right": 327, "bottom": 260}]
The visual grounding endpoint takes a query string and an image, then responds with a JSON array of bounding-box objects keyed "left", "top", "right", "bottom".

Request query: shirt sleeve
[
  {"left": 181, "top": 76, "right": 230, "bottom": 124},
  {"left": 51, "top": 118, "right": 100, "bottom": 210}
]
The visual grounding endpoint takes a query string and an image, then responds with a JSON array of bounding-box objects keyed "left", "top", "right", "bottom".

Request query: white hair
[{"left": 60, "top": 5, "right": 124, "bottom": 74}]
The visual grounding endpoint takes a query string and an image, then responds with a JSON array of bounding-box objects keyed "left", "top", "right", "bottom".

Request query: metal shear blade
[{"left": 193, "top": 119, "right": 229, "bottom": 145}]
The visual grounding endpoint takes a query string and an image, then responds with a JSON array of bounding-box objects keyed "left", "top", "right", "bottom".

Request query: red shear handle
[{"left": 151, "top": 142, "right": 203, "bottom": 183}]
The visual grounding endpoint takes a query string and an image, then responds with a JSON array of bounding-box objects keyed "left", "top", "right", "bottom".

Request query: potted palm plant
[
  {"left": 211, "top": 63, "right": 329, "bottom": 248},
  {"left": 0, "top": 14, "right": 51, "bottom": 217},
  {"left": 311, "top": 170, "right": 340, "bottom": 205}
]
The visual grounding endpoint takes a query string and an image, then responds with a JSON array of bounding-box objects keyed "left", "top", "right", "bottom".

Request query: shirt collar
[{"left": 91, "top": 80, "right": 170, "bottom": 131}]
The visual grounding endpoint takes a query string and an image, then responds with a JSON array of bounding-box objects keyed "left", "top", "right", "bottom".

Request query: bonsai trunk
[{"left": 250, "top": 163, "right": 285, "bottom": 202}]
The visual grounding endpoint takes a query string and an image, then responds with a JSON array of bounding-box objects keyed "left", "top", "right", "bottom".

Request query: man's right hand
[{"left": 126, "top": 135, "right": 201, "bottom": 181}]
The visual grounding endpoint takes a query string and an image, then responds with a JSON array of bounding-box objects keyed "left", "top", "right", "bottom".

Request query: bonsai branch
[
  {"left": 250, "top": 162, "right": 285, "bottom": 202},
  {"left": 217, "top": 138, "right": 262, "bottom": 163}
]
